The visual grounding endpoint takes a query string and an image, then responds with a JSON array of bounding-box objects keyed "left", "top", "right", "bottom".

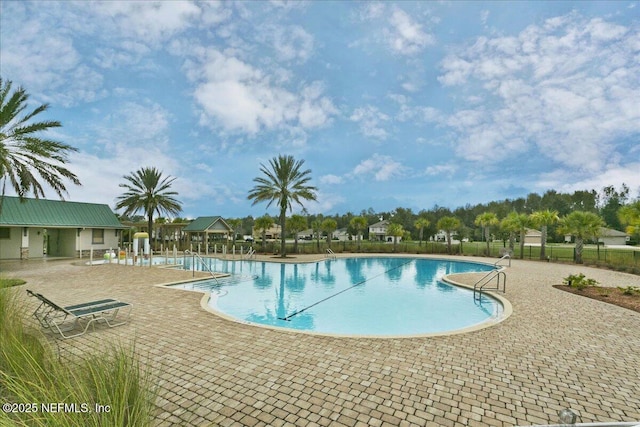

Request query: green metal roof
[
  {"left": 0, "top": 196, "right": 124, "bottom": 228},
  {"left": 182, "top": 216, "right": 231, "bottom": 232}
]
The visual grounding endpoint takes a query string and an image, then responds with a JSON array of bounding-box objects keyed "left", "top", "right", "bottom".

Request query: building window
[
  {"left": 92, "top": 229, "right": 104, "bottom": 244},
  {"left": 0, "top": 228, "right": 10, "bottom": 239}
]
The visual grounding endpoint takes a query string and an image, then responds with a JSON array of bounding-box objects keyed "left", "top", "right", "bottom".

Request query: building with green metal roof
[
  {"left": 182, "top": 216, "right": 233, "bottom": 254},
  {"left": 0, "top": 196, "right": 125, "bottom": 260}
]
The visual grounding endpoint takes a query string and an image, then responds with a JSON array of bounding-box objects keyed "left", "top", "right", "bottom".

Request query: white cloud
[
  {"left": 349, "top": 105, "right": 390, "bottom": 140},
  {"left": 320, "top": 174, "right": 344, "bottom": 185},
  {"left": 183, "top": 48, "right": 336, "bottom": 139},
  {"left": 384, "top": 7, "right": 434, "bottom": 55},
  {"left": 263, "top": 25, "right": 314, "bottom": 63},
  {"left": 425, "top": 164, "right": 457, "bottom": 177},
  {"left": 433, "top": 13, "right": 640, "bottom": 172},
  {"left": 92, "top": 1, "right": 201, "bottom": 45},
  {"left": 351, "top": 154, "right": 404, "bottom": 181},
  {"left": 536, "top": 163, "right": 640, "bottom": 200}
]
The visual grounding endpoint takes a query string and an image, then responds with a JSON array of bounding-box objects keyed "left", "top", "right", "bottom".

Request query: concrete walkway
[{"left": 2, "top": 254, "right": 639, "bottom": 427}]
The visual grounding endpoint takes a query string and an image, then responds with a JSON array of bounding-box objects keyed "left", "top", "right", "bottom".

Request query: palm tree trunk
[
  {"left": 147, "top": 214, "right": 154, "bottom": 253},
  {"left": 485, "top": 227, "right": 490, "bottom": 256},
  {"left": 446, "top": 233, "right": 452, "bottom": 254},
  {"left": 519, "top": 230, "right": 525, "bottom": 259},
  {"left": 540, "top": 225, "right": 547, "bottom": 260},
  {"left": 575, "top": 238, "right": 584, "bottom": 264},
  {"left": 278, "top": 209, "right": 286, "bottom": 257}
]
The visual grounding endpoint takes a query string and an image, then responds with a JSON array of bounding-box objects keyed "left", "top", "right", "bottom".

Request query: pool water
[{"left": 173, "top": 257, "right": 503, "bottom": 337}]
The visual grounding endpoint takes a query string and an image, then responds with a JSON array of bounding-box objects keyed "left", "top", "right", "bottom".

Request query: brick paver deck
[{"left": 3, "top": 254, "right": 639, "bottom": 426}]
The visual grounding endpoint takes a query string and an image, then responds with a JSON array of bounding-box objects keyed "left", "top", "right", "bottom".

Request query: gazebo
[{"left": 182, "top": 216, "right": 233, "bottom": 254}]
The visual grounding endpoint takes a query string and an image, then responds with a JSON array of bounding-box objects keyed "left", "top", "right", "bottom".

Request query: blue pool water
[{"left": 173, "top": 257, "right": 502, "bottom": 336}]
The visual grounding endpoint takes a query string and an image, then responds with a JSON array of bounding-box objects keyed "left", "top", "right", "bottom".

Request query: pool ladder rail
[
  {"left": 325, "top": 248, "right": 337, "bottom": 260},
  {"left": 244, "top": 247, "right": 256, "bottom": 260},
  {"left": 184, "top": 250, "right": 220, "bottom": 285},
  {"left": 473, "top": 254, "right": 510, "bottom": 301}
]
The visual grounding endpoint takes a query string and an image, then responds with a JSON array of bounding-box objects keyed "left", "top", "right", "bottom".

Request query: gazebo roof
[{"left": 182, "top": 216, "right": 232, "bottom": 233}]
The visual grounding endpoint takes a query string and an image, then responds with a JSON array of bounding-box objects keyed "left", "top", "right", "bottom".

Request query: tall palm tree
[
  {"left": 287, "top": 214, "right": 307, "bottom": 254},
  {"left": 386, "top": 223, "right": 404, "bottom": 252},
  {"left": 226, "top": 218, "right": 242, "bottom": 248},
  {"left": 254, "top": 215, "right": 274, "bottom": 253},
  {"left": 311, "top": 218, "right": 322, "bottom": 252},
  {"left": 475, "top": 212, "right": 499, "bottom": 256},
  {"left": 558, "top": 211, "right": 605, "bottom": 264},
  {"left": 436, "top": 216, "right": 461, "bottom": 254},
  {"left": 530, "top": 209, "right": 559, "bottom": 260},
  {"left": 247, "top": 155, "right": 317, "bottom": 258},
  {"left": 414, "top": 217, "right": 430, "bottom": 247},
  {"left": 115, "top": 167, "right": 182, "bottom": 250},
  {"left": 321, "top": 218, "right": 337, "bottom": 249},
  {"left": 349, "top": 216, "right": 368, "bottom": 251},
  {"left": 0, "top": 78, "right": 81, "bottom": 212},
  {"left": 501, "top": 212, "right": 530, "bottom": 259}
]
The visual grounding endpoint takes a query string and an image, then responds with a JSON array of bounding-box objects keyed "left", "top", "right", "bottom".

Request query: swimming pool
[{"left": 172, "top": 257, "right": 505, "bottom": 337}]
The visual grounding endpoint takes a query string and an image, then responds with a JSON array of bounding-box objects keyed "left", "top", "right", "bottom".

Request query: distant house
[
  {"left": 333, "top": 228, "right": 350, "bottom": 242},
  {"left": 598, "top": 227, "right": 629, "bottom": 246},
  {"left": 253, "top": 224, "right": 281, "bottom": 240},
  {"left": 368, "top": 220, "right": 402, "bottom": 243},
  {"left": 0, "top": 196, "right": 125, "bottom": 260},
  {"left": 563, "top": 227, "right": 629, "bottom": 246},
  {"left": 523, "top": 228, "right": 542, "bottom": 245},
  {"left": 296, "top": 228, "right": 314, "bottom": 240}
]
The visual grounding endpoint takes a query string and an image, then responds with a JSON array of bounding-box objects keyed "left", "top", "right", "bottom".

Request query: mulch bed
[{"left": 553, "top": 285, "right": 640, "bottom": 313}]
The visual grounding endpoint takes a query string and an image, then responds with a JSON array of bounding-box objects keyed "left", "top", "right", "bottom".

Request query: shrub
[
  {"left": 563, "top": 273, "right": 598, "bottom": 290},
  {"left": 617, "top": 286, "right": 640, "bottom": 296}
]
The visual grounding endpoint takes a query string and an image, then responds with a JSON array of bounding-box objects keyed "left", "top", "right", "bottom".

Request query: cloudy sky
[{"left": 1, "top": 1, "right": 638, "bottom": 219}]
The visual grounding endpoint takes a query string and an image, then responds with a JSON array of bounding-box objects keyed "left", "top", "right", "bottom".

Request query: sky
[{"left": 1, "top": 1, "right": 639, "bottom": 220}]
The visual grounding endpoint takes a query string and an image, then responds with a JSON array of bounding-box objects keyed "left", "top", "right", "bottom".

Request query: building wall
[
  {"left": 599, "top": 236, "right": 627, "bottom": 246},
  {"left": 76, "top": 228, "right": 120, "bottom": 258},
  {"left": 0, "top": 227, "right": 22, "bottom": 259}
]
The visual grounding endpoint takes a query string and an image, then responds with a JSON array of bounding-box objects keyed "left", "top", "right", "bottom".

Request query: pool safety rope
[{"left": 278, "top": 259, "right": 413, "bottom": 321}]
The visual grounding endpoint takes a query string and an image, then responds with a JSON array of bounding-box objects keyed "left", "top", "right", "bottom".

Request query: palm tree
[
  {"left": 618, "top": 201, "right": 640, "bottom": 239},
  {"left": 311, "top": 218, "right": 322, "bottom": 252},
  {"left": 349, "top": 216, "right": 368, "bottom": 251},
  {"left": 247, "top": 155, "right": 317, "bottom": 258},
  {"left": 436, "top": 216, "right": 461, "bottom": 254},
  {"left": 558, "top": 211, "right": 605, "bottom": 264},
  {"left": 386, "top": 223, "right": 404, "bottom": 252},
  {"left": 414, "top": 217, "right": 431, "bottom": 247},
  {"left": 287, "top": 214, "right": 307, "bottom": 254},
  {"left": 226, "top": 218, "right": 242, "bottom": 248},
  {"left": 321, "top": 218, "right": 338, "bottom": 249},
  {"left": 475, "top": 212, "right": 499, "bottom": 256},
  {"left": 115, "top": 167, "right": 182, "bottom": 250},
  {"left": 0, "top": 78, "right": 81, "bottom": 213},
  {"left": 501, "top": 212, "right": 530, "bottom": 259},
  {"left": 530, "top": 209, "right": 559, "bottom": 260},
  {"left": 254, "top": 215, "right": 274, "bottom": 253}
]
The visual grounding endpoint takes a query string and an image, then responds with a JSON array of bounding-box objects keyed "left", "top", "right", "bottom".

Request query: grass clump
[
  {"left": 617, "top": 286, "right": 640, "bottom": 296},
  {"left": 0, "top": 287, "right": 157, "bottom": 427},
  {"left": 563, "top": 273, "right": 598, "bottom": 290},
  {"left": 0, "top": 277, "right": 26, "bottom": 288}
]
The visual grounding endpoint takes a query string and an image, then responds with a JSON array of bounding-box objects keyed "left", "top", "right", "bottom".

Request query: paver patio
[{"left": 2, "top": 254, "right": 639, "bottom": 427}]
